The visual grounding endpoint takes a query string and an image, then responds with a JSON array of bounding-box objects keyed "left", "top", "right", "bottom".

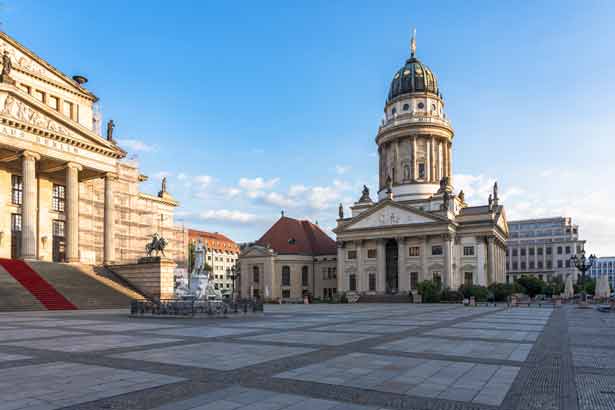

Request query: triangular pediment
[
  {"left": 0, "top": 87, "right": 123, "bottom": 158},
  {"left": 340, "top": 200, "right": 445, "bottom": 231},
  {"left": 240, "top": 245, "right": 275, "bottom": 258},
  {"left": 0, "top": 32, "right": 96, "bottom": 99},
  {"left": 496, "top": 207, "right": 509, "bottom": 236}
]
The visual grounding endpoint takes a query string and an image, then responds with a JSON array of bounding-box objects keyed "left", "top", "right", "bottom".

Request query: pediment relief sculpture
[{"left": 1, "top": 94, "right": 72, "bottom": 137}]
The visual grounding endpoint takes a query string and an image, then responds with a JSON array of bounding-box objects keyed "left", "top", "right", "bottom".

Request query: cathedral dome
[
  {"left": 387, "top": 57, "right": 440, "bottom": 102},
  {"left": 386, "top": 30, "right": 441, "bottom": 103}
]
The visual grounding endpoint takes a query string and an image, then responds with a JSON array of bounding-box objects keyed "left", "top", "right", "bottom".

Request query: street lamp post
[{"left": 570, "top": 250, "right": 596, "bottom": 301}]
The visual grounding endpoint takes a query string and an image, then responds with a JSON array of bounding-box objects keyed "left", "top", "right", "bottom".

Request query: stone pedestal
[{"left": 111, "top": 257, "right": 176, "bottom": 300}]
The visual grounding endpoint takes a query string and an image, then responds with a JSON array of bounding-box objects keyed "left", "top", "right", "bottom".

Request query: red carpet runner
[{"left": 0, "top": 258, "right": 76, "bottom": 310}]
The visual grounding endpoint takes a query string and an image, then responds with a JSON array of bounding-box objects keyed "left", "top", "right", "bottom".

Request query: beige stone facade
[
  {"left": 0, "top": 32, "right": 185, "bottom": 267},
  {"left": 334, "top": 36, "right": 508, "bottom": 295}
]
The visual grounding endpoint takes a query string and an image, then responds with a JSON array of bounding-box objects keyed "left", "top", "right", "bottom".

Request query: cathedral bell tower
[{"left": 377, "top": 29, "right": 454, "bottom": 201}]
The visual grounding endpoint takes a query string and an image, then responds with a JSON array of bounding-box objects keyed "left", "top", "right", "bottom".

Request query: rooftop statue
[
  {"left": 106, "top": 119, "right": 115, "bottom": 142},
  {"left": 2, "top": 51, "right": 12, "bottom": 76}
]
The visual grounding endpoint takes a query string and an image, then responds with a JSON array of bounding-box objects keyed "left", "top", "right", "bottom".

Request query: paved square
[
  {"left": 112, "top": 341, "right": 314, "bottom": 370},
  {"left": 426, "top": 327, "right": 540, "bottom": 342},
  {"left": 376, "top": 336, "right": 533, "bottom": 361},
  {"left": 276, "top": 352, "right": 520, "bottom": 406},
  {"left": 145, "top": 326, "right": 261, "bottom": 338},
  {"left": 0, "top": 352, "right": 32, "bottom": 362},
  {"left": 152, "top": 386, "right": 382, "bottom": 410},
  {"left": 0, "top": 327, "right": 84, "bottom": 342},
  {"left": 0, "top": 361, "right": 183, "bottom": 410},
  {"left": 2, "top": 334, "right": 182, "bottom": 352},
  {"left": 0, "top": 303, "right": 599, "bottom": 409},
  {"left": 318, "top": 323, "right": 415, "bottom": 334},
  {"left": 242, "top": 330, "right": 378, "bottom": 346}
]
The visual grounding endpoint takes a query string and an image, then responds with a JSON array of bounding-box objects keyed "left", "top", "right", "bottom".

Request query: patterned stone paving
[{"left": 0, "top": 303, "right": 609, "bottom": 409}]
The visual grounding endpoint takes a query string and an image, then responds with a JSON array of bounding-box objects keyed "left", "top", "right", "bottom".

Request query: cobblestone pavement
[{"left": 0, "top": 303, "right": 610, "bottom": 409}]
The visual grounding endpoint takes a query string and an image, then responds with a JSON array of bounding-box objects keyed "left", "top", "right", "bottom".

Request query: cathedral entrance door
[{"left": 385, "top": 239, "right": 399, "bottom": 293}]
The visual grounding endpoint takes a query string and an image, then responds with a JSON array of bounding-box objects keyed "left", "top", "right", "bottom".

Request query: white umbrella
[
  {"left": 596, "top": 275, "right": 610, "bottom": 299},
  {"left": 564, "top": 275, "right": 574, "bottom": 298}
]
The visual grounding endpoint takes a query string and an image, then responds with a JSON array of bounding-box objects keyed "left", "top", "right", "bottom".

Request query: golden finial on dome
[{"left": 410, "top": 27, "right": 416, "bottom": 58}]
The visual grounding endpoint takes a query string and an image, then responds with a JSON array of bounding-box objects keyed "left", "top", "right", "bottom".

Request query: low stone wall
[{"left": 111, "top": 257, "right": 176, "bottom": 299}]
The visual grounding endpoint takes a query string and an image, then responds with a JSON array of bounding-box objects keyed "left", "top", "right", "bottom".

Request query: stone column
[
  {"left": 376, "top": 239, "right": 386, "bottom": 293},
  {"left": 487, "top": 237, "right": 495, "bottom": 284},
  {"left": 65, "top": 162, "right": 82, "bottom": 262},
  {"left": 431, "top": 136, "right": 437, "bottom": 182},
  {"left": 397, "top": 237, "right": 406, "bottom": 291},
  {"left": 20, "top": 151, "right": 40, "bottom": 260},
  {"left": 411, "top": 136, "right": 417, "bottom": 181},
  {"left": 336, "top": 242, "right": 345, "bottom": 291},
  {"left": 443, "top": 234, "right": 452, "bottom": 288},
  {"left": 425, "top": 138, "right": 431, "bottom": 182},
  {"left": 421, "top": 236, "right": 428, "bottom": 281},
  {"left": 448, "top": 142, "right": 453, "bottom": 185},
  {"left": 103, "top": 173, "right": 116, "bottom": 265},
  {"left": 355, "top": 240, "right": 364, "bottom": 291}
]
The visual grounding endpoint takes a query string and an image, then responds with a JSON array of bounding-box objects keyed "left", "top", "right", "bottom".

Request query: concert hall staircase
[{"left": 0, "top": 259, "right": 141, "bottom": 311}]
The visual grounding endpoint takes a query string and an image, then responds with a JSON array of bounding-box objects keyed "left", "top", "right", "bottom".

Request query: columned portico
[
  {"left": 65, "top": 162, "right": 82, "bottom": 262},
  {"left": 20, "top": 150, "right": 40, "bottom": 260}
]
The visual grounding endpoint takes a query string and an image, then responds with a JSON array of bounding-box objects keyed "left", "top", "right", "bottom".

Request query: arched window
[
  {"left": 282, "top": 266, "right": 291, "bottom": 286},
  {"left": 252, "top": 266, "right": 259, "bottom": 283},
  {"left": 301, "top": 266, "right": 309, "bottom": 287},
  {"left": 391, "top": 107, "right": 397, "bottom": 115},
  {"left": 403, "top": 103, "right": 410, "bottom": 111}
]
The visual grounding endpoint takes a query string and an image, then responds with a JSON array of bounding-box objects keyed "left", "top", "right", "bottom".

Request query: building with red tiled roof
[
  {"left": 239, "top": 216, "right": 338, "bottom": 301},
  {"left": 188, "top": 229, "right": 239, "bottom": 293}
]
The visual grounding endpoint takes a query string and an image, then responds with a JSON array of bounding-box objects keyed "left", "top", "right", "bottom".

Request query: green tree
[
  {"left": 488, "top": 283, "right": 516, "bottom": 302},
  {"left": 459, "top": 285, "right": 489, "bottom": 302},
  {"left": 515, "top": 276, "right": 545, "bottom": 298}
]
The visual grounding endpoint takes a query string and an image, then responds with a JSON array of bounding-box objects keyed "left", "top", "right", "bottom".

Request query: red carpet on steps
[{"left": 0, "top": 258, "right": 77, "bottom": 310}]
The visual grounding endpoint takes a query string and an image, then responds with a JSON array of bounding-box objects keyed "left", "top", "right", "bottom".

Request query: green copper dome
[{"left": 387, "top": 56, "right": 441, "bottom": 103}]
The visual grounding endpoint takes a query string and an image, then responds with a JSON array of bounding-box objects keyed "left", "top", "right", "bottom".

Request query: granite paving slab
[
  {"left": 112, "top": 341, "right": 314, "bottom": 370},
  {"left": 1, "top": 334, "right": 182, "bottom": 352},
  {"left": 0, "top": 328, "right": 85, "bottom": 342},
  {"left": 241, "top": 330, "right": 378, "bottom": 346},
  {"left": 426, "top": 327, "right": 540, "bottom": 342},
  {"left": 376, "top": 336, "right": 533, "bottom": 361}
]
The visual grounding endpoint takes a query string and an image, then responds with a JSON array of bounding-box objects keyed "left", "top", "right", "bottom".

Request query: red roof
[
  {"left": 255, "top": 216, "right": 336, "bottom": 256},
  {"left": 188, "top": 229, "right": 239, "bottom": 253}
]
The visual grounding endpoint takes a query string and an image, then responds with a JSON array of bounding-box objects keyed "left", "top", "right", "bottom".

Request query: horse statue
[{"left": 145, "top": 233, "right": 167, "bottom": 257}]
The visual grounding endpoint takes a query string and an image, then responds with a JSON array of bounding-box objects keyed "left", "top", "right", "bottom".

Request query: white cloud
[
  {"left": 117, "top": 139, "right": 156, "bottom": 152},
  {"left": 453, "top": 174, "right": 495, "bottom": 204},
  {"left": 289, "top": 184, "right": 308, "bottom": 197},
  {"left": 198, "top": 209, "right": 259, "bottom": 223},
  {"left": 263, "top": 192, "right": 296, "bottom": 208},
  {"left": 335, "top": 165, "right": 351, "bottom": 175},
  {"left": 238, "top": 177, "right": 280, "bottom": 191},
  {"left": 177, "top": 173, "right": 188, "bottom": 181},
  {"left": 194, "top": 175, "right": 213, "bottom": 187},
  {"left": 220, "top": 187, "right": 241, "bottom": 198}
]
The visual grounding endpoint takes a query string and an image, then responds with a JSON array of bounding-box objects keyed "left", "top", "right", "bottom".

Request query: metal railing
[{"left": 130, "top": 298, "right": 264, "bottom": 317}]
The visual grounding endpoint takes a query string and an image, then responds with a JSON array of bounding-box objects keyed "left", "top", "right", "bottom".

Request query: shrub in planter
[
  {"left": 417, "top": 280, "right": 442, "bottom": 303},
  {"left": 488, "top": 283, "right": 515, "bottom": 302},
  {"left": 441, "top": 289, "right": 463, "bottom": 302},
  {"left": 459, "top": 285, "right": 489, "bottom": 302},
  {"left": 515, "top": 276, "right": 545, "bottom": 298}
]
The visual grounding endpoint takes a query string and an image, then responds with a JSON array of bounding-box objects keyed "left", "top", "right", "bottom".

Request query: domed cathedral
[{"left": 333, "top": 30, "right": 509, "bottom": 297}]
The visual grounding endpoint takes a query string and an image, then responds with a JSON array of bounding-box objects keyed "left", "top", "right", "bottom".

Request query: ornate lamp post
[{"left": 570, "top": 250, "right": 596, "bottom": 301}]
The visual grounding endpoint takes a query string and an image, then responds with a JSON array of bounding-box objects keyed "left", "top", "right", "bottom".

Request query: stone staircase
[
  {"left": 0, "top": 264, "right": 44, "bottom": 312},
  {"left": 0, "top": 259, "right": 143, "bottom": 311},
  {"left": 29, "top": 261, "right": 140, "bottom": 309}
]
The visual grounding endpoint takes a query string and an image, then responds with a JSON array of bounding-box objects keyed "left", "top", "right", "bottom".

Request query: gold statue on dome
[{"left": 410, "top": 28, "right": 417, "bottom": 58}]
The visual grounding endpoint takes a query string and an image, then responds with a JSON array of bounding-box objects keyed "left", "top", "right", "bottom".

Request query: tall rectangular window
[
  {"left": 349, "top": 274, "right": 357, "bottom": 291},
  {"left": 52, "top": 220, "right": 65, "bottom": 237},
  {"left": 410, "top": 272, "right": 418, "bottom": 290},
  {"left": 418, "top": 162, "right": 426, "bottom": 179},
  {"left": 347, "top": 250, "right": 357, "bottom": 260},
  {"left": 409, "top": 246, "right": 420, "bottom": 257},
  {"left": 11, "top": 175, "right": 23, "bottom": 205},
  {"left": 431, "top": 245, "right": 443, "bottom": 256},
  {"left": 432, "top": 271, "right": 442, "bottom": 284},
  {"left": 546, "top": 247, "right": 552, "bottom": 255},
  {"left": 367, "top": 249, "right": 377, "bottom": 259},
  {"left": 301, "top": 266, "right": 309, "bottom": 287},
  {"left": 282, "top": 266, "right": 291, "bottom": 286},
  {"left": 464, "top": 272, "right": 473, "bottom": 286},
  {"left": 463, "top": 246, "right": 475, "bottom": 256},
  {"left": 11, "top": 214, "right": 22, "bottom": 232},
  {"left": 368, "top": 273, "right": 376, "bottom": 291},
  {"left": 52, "top": 184, "right": 65, "bottom": 212}
]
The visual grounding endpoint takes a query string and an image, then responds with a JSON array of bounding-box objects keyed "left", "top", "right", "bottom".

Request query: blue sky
[{"left": 4, "top": 1, "right": 614, "bottom": 254}]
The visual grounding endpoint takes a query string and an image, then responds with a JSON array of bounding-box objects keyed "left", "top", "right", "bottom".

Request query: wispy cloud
[{"left": 117, "top": 139, "right": 157, "bottom": 153}]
